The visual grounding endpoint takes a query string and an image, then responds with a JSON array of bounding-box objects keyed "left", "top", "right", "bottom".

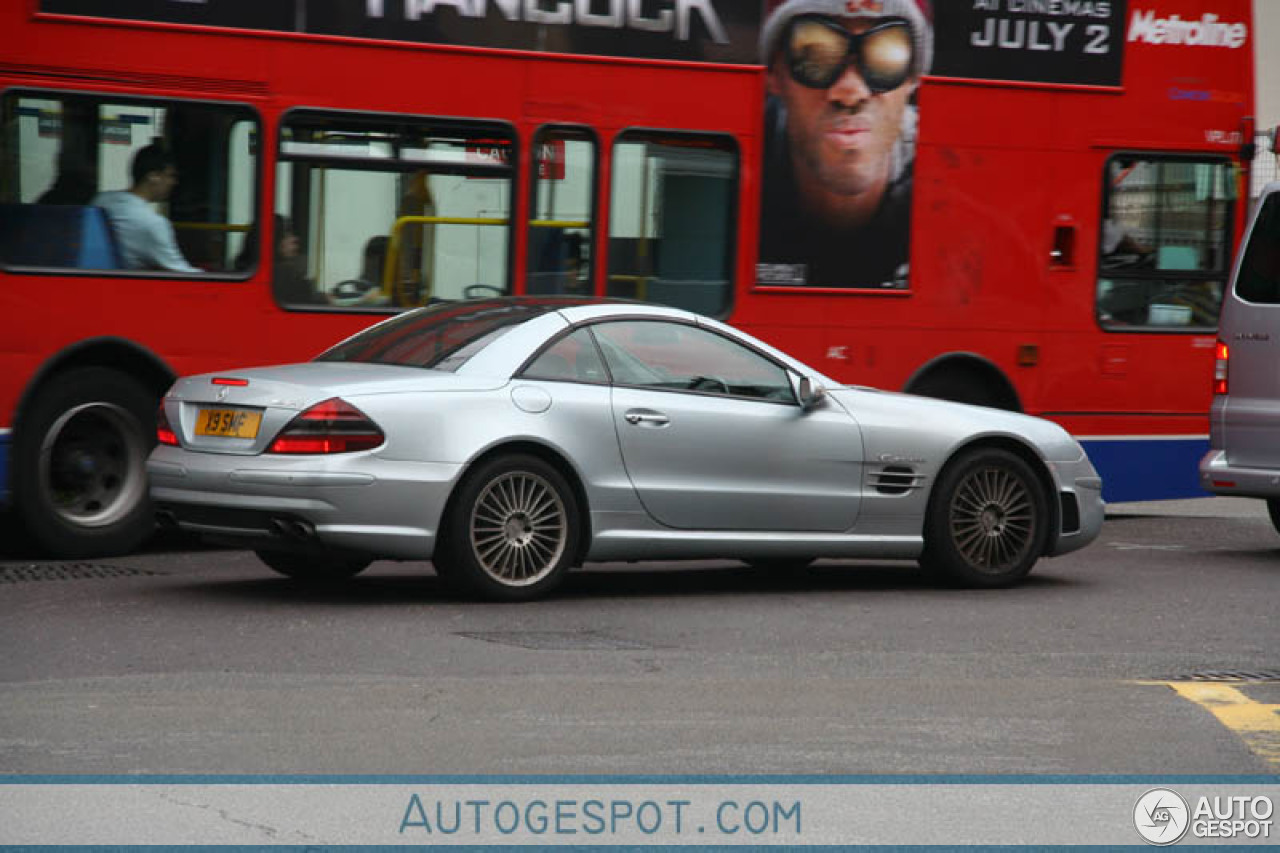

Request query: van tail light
[
  {"left": 267, "top": 398, "right": 384, "bottom": 454},
  {"left": 1213, "top": 340, "right": 1230, "bottom": 396},
  {"left": 156, "top": 403, "right": 178, "bottom": 447}
]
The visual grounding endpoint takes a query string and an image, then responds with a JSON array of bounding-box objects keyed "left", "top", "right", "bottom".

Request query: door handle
[{"left": 624, "top": 409, "right": 670, "bottom": 427}]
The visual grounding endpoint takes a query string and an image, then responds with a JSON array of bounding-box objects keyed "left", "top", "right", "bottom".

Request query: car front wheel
[
  {"left": 437, "top": 454, "right": 580, "bottom": 601},
  {"left": 920, "top": 448, "right": 1049, "bottom": 588}
]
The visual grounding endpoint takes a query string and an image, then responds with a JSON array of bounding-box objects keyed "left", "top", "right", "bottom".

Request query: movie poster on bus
[{"left": 755, "top": 0, "right": 932, "bottom": 290}]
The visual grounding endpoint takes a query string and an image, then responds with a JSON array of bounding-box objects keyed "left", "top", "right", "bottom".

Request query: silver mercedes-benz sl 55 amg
[{"left": 148, "top": 297, "right": 1103, "bottom": 600}]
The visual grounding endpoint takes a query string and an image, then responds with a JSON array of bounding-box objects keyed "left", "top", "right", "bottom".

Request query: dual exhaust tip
[{"left": 154, "top": 509, "right": 316, "bottom": 542}]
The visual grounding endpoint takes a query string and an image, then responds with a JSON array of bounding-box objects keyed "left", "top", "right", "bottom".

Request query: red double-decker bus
[{"left": 0, "top": 0, "right": 1256, "bottom": 556}]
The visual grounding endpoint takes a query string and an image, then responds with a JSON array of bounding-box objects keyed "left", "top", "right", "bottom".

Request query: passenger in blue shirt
[{"left": 92, "top": 143, "right": 199, "bottom": 273}]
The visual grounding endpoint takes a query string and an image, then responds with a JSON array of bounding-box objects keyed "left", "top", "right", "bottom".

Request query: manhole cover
[
  {"left": 0, "top": 564, "right": 166, "bottom": 584},
  {"left": 456, "top": 630, "right": 651, "bottom": 651},
  {"left": 1165, "top": 669, "right": 1280, "bottom": 683}
]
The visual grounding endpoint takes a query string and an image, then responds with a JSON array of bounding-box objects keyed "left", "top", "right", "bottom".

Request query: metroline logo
[{"left": 1127, "top": 9, "right": 1248, "bottom": 48}]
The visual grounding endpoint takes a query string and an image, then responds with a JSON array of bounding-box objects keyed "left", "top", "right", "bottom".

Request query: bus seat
[{"left": 0, "top": 203, "right": 123, "bottom": 270}]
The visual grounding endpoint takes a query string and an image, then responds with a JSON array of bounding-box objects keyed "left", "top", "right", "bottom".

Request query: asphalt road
[{"left": 0, "top": 498, "right": 1276, "bottom": 774}]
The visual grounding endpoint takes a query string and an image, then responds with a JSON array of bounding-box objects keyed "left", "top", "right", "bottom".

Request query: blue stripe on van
[{"left": 1078, "top": 437, "right": 1210, "bottom": 503}]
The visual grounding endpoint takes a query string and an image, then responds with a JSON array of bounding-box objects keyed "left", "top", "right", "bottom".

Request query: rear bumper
[
  {"left": 146, "top": 448, "right": 463, "bottom": 559},
  {"left": 1198, "top": 449, "right": 1280, "bottom": 499}
]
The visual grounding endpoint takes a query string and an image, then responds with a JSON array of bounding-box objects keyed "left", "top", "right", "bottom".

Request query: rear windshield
[
  {"left": 316, "top": 300, "right": 555, "bottom": 371},
  {"left": 1235, "top": 194, "right": 1280, "bottom": 304}
]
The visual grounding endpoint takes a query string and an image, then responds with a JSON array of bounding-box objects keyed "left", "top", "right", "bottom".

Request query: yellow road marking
[{"left": 1166, "top": 682, "right": 1280, "bottom": 768}]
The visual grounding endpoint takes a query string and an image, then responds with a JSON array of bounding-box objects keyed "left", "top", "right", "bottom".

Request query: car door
[{"left": 589, "top": 319, "right": 863, "bottom": 532}]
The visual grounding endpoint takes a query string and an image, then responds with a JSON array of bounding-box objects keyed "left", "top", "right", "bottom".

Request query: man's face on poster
[{"left": 768, "top": 15, "right": 917, "bottom": 200}]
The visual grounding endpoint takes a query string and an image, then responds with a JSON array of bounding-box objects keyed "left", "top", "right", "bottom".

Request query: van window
[
  {"left": 1095, "top": 156, "right": 1235, "bottom": 331},
  {"left": 1234, "top": 193, "right": 1280, "bottom": 304},
  {"left": 0, "top": 91, "right": 258, "bottom": 275}
]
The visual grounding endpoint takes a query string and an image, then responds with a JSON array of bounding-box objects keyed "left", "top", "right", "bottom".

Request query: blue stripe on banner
[{"left": 1079, "top": 438, "right": 1210, "bottom": 503}]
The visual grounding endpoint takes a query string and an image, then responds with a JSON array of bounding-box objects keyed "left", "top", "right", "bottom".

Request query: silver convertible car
[{"left": 149, "top": 298, "right": 1103, "bottom": 600}]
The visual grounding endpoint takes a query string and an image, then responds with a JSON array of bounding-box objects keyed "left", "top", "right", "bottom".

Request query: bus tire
[
  {"left": 919, "top": 448, "right": 1049, "bottom": 588},
  {"left": 13, "top": 367, "right": 158, "bottom": 558}
]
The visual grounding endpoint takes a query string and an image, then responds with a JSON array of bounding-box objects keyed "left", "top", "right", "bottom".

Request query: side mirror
[{"left": 794, "top": 374, "right": 826, "bottom": 411}]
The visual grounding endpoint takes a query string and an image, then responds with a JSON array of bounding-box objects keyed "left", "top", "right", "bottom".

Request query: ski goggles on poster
[{"left": 784, "top": 15, "right": 914, "bottom": 91}]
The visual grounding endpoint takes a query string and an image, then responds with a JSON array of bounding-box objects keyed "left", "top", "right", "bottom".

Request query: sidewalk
[{"left": 1105, "top": 496, "right": 1269, "bottom": 518}]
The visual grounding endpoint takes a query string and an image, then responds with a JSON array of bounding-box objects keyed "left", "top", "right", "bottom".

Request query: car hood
[{"left": 165, "top": 362, "right": 507, "bottom": 410}]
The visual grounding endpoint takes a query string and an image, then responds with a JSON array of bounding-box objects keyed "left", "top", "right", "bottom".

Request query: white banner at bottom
[{"left": 0, "top": 778, "right": 1276, "bottom": 846}]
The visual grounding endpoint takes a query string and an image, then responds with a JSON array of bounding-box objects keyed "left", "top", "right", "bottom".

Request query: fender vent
[{"left": 870, "top": 465, "right": 923, "bottom": 495}]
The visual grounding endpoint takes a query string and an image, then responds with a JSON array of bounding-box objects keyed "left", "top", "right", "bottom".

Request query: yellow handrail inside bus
[
  {"left": 530, "top": 219, "right": 590, "bottom": 229},
  {"left": 385, "top": 214, "right": 507, "bottom": 306}
]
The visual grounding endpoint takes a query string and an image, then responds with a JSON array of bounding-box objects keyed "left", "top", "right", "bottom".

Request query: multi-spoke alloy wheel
[
  {"left": 920, "top": 448, "right": 1049, "bottom": 587},
  {"left": 470, "top": 470, "right": 568, "bottom": 586},
  {"left": 438, "top": 454, "right": 580, "bottom": 601},
  {"left": 949, "top": 465, "right": 1034, "bottom": 574}
]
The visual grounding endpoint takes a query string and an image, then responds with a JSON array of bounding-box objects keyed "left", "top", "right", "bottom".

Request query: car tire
[
  {"left": 436, "top": 454, "right": 580, "bottom": 602},
  {"left": 919, "top": 448, "right": 1048, "bottom": 588},
  {"left": 12, "top": 367, "right": 157, "bottom": 558},
  {"left": 1266, "top": 498, "right": 1280, "bottom": 536},
  {"left": 254, "top": 549, "right": 371, "bottom": 582}
]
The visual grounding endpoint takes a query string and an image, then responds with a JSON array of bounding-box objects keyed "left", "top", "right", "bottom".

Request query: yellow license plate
[{"left": 195, "top": 408, "right": 262, "bottom": 439}]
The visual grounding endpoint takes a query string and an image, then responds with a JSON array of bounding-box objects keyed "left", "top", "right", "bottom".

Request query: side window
[
  {"left": 276, "top": 111, "right": 514, "bottom": 310},
  {"left": 521, "top": 328, "right": 608, "bottom": 383},
  {"left": 606, "top": 132, "right": 736, "bottom": 317},
  {"left": 527, "top": 127, "right": 595, "bottom": 296},
  {"left": 589, "top": 320, "right": 792, "bottom": 402},
  {"left": 1095, "top": 156, "right": 1235, "bottom": 331},
  {"left": 0, "top": 91, "right": 257, "bottom": 275},
  {"left": 1235, "top": 193, "right": 1280, "bottom": 304}
]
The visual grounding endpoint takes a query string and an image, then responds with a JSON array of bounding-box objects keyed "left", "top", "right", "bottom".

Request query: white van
[{"left": 1200, "top": 182, "right": 1280, "bottom": 529}]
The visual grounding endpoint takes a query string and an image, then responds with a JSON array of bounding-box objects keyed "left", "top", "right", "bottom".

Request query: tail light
[
  {"left": 267, "top": 398, "right": 384, "bottom": 454},
  {"left": 156, "top": 403, "right": 178, "bottom": 447},
  {"left": 1213, "top": 340, "right": 1229, "bottom": 395}
]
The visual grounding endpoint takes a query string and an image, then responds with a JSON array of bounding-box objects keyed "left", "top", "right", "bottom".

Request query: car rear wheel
[
  {"left": 920, "top": 448, "right": 1048, "bottom": 588},
  {"left": 254, "top": 549, "right": 371, "bottom": 582},
  {"left": 437, "top": 454, "right": 580, "bottom": 602}
]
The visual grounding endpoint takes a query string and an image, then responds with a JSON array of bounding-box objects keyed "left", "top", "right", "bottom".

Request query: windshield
[{"left": 316, "top": 300, "right": 558, "bottom": 371}]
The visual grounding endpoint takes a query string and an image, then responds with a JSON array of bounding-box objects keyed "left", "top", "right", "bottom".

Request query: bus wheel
[
  {"left": 13, "top": 367, "right": 157, "bottom": 558},
  {"left": 919, "top": 448, "right": 1048, "bottom": 588}
]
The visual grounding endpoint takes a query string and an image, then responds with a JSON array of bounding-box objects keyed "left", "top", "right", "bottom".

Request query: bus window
[
  {"left": 0, "top": 91, "right": 258, "bottom": 275},
  {"left": 606, "top": 131, "right": 736, "bottom": 317},
  {"left": 276, "top": 110, "right": 514, "bottom": 310},
  {"left": 527, "top": 126, "right": 595, "bottom": 296},
  {"left": 1095, "top": 156, "right": 1235, "bottom": 331}
]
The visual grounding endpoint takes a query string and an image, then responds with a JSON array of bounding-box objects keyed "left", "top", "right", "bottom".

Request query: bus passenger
[
  {"left": 92, "top": 142, "right": 199, "bottom": 273},
  {"left": 757, "top": 0, "right": 932, "bottom": 289}
]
